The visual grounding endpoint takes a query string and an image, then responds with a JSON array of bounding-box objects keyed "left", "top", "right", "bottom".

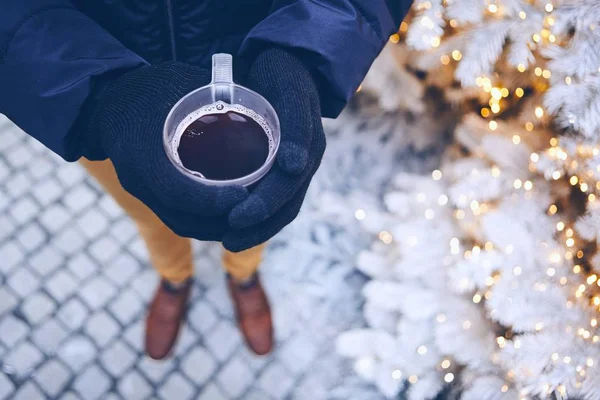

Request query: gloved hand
[
  {"left": 223, "top": 48, "right": 326, "bottom": 251},
  {"left": 75, "top": 62, "right": 248, "bottom": 240}
]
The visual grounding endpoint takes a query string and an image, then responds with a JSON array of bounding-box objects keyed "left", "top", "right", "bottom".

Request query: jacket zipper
[{"left": 165, "top": 0, "right": 177, "bottom": 60}]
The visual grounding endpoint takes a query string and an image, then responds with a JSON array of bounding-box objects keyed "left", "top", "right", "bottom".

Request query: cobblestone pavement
[{"left": 0, "top": 112, "right": 434, "bottom": 400}]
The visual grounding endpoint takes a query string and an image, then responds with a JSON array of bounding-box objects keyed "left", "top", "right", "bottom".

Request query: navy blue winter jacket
[{"left": 1, "top": 0, "right": 412, "bottom": 160}]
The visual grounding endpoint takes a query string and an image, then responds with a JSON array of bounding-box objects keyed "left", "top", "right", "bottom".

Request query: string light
[
  {"left": 535, "top": 107, "right": 544, "bottom": 118},
  {"left": 516, "top": 87, "right": 524, "bottom": 97}
]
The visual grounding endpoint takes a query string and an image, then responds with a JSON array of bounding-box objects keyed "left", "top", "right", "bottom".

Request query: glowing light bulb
[{"left": 535, "top": 107, "right": 544, "bottom": 118}]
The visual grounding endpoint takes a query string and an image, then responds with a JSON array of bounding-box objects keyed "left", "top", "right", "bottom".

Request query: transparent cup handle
[{"left": 211, "top": 53, "right": 234, "bottom": 104}]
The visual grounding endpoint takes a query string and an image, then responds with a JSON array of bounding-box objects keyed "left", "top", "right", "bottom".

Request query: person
[{"left": 1, "top": 0, "right": 412, "bottom": 360}]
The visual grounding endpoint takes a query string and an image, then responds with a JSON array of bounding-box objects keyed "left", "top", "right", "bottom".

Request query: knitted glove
[
  {"left": 224, "top": 48, "right": 326, "bottom": 251},
  {"left": 76, "top": 62, "right": 248, "bottom": 241}
]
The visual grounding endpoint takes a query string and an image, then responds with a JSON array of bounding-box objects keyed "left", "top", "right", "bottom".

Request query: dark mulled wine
[{"left": 176, "top": 110, "right": 270, "bottom": 180}]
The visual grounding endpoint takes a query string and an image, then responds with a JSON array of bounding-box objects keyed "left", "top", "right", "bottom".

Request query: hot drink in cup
[{"left": 163, "top": 54, "right": 280, "bottom": 187}]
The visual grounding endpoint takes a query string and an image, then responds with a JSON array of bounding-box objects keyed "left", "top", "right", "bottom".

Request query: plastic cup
[{"left": 163, "top": 54, "right": 280, "bottom": 187}]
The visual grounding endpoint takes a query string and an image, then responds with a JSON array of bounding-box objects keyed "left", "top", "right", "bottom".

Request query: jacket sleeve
[
  {"left": 239, "top": 0, "right": 413, "bottom": 118},
  {"left": 0, "top": 1, "right": 147, "bottom": 161}
]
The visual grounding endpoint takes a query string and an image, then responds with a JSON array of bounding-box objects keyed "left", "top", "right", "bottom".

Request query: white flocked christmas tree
[{"left": 336, "top": 0, "right": 600, "bottom": 399}]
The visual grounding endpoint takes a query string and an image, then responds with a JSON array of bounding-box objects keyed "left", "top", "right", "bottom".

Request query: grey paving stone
[
  {"left": 29, "top": 246, "right": 65, "bottom": 277},
  {"left": 181, "top": 347, "right": 217, "bottom": 386},
  {"left": 57, "top": 164, "right": 86, "bottom": 188},
  {"left": 85, "top": 311, "right": 120, "bottom": 348},
  {"left": 0, "top": 215, "right": 16, "bottom": 243},
  {"left": 131, "top": 269, "right": 158, "bottom": 302},
  {"left": 238, "top": 345, "right": 270, "bottom": 371},
  {"left": 11, "top": 382, "right": 44, "bottom": 400},
  {"left": 4, "top": 341, "right": 44, "bottom": 377},
  {"left": 67, "top": 253, "right": 98, "bottom": 281},
  {"left": 32, "top": 319, "right": 69, "bottom": 354},
  {"left": 0, "top": 288, "right": 18, "bottom": 316},
  {"left": 109, "top": 290, "right": 143, "bottom": 325},
  {"left": 292, "top": 375, "right": 329, "bottom": 400},
  {"left": 122, "top": 320, "right": 144, "bottom": 352},
  {"left": 51, "top": 227, "right": 87, "bottom": 256},
  {"left": 73, "top": 365, "right": 111, "bottom": 400},
  {"left": 56, "top": 298, "right": 88, "bottom": 330},
  {"left": 109, "top": 218, "right": 138, "bottom": 244},
  {"left": 58, "top": 335, "right": 97, "bottom": 371},
  {"left": 194, "top": 255, "right": 224, "bottom": 287},
  {"left": 79, "top": 276, "right": 117, "bottom": 309},
  {"left": 216, "top": 356, "right": 254, "bottom": 398},
  {"left": 97, "top": 196, "right": 123, "bottom": 219},
  {"left": 197, "top": 384, "right": 228, "bottom": 400},
  {"left": 127, "top": 237, "right": 149, "bottom": 263},
  {"left": 243, "top": 389, "right": 276, "bottom": 400},
  {"left": 77, "top": 209, "right": 109, "bottom": 239},
  {"left": 100, "top": 341, "right": 137, "bottom": 376},
  {"left": 158, "top": 373, "right": 195, "bottom": 400},
  {"left": 58, "top": 392, "right": 82, "bottom": 400},
  {"left": 24, "top": 135, "right": 48, "bottom": 153},
  {"left": 15, "top": 222, "right": 46, "bottom": 252},
  {"left": 89, "top": 236, "right": 121, "bottom": 263},
  {"left": 39, "top": 204, "right": 72, "bottom": 233},
  {"left": 21, "top": 292, "right": 56, "bottom": 324},
  {"left": 0, "top": 123, "right": 22, "bottom": 151},
  {"left": 105, "top": 253, "right": 140, "bottom": 287},
  {"left": 45, "top": 270, "right": 78, "bottom": 302},
  {"left": 9, "top": 196, "right": 39, "bottom": 225},
  {"left": 28, "top": 157, "right": 56, "bottom": 181},
  {"left": 32, "top": 178, "right": 64, "bottom": 206},
  {"left": 117, "top": 370, "right": 152, "bottom": 400},
  {"left": 0, "top": 190, "right": 8, "bottom": 213},
  {"left": 0, "top": 159, "right": 8, "bottom": 183},
  {"left": 0, "top": 314, "right": 28, "bottom": 347},
  {"left": 0, "top": 240, "right": 24, "bottom": 274},
  {"left": 6, "top": 172, "right": 30, "bottom": 198},
  {"left": 0, "top": 372, "right": 15, "bottom": 400},
  {"left": 138, "top": 357, "right": 173, "bottom": 383},
  {"left": 33, "top": 360, "right": 71, "bottom": 398},
  {"left": 7, "top": 268, "right": 40, "bottom": 298},
  {"left": 204, "top": 320, "right": 241, "bottom": 362},
  {"left": 258, "top": 362, "right": 295, "bottom": 399},
  {"left": 5, "top": 144, "right": 33, "bottom": 169},
  {"left": 174, "top": 324, "right": 197, "bottom": 355},
  {"left": 204, "top": 278, "right": 234, "bottom": 318},
  {"left": 64, "top": 184, "right": 97, "bottom": 213},
  {"left": 187, "top": 301, "right": 218, "bottom": 335},
  {"left": 279, "top": 334, "right": 318, "bottom": 374}
]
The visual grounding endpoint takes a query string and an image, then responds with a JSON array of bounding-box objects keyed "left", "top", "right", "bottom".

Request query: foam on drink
[{"left": 170, "top": 101, "right": 275, "bottom": 180}]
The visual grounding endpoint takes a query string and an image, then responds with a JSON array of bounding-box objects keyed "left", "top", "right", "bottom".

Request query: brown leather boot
[
  {"left": 227, "top": 273, "right": 274, "bottom": 355},
  {"left": 145, "top": 279, "right": 192, "bottom": 360}
]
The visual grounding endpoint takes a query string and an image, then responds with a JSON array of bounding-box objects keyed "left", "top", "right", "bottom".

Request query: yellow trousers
[{"left": 80, "top": 159, "right": 265, "bottom": 284}]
